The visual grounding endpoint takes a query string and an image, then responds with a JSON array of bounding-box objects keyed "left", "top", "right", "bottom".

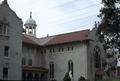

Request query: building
[
  {"left": 0, "top": 0, "right": 105, "bottom": 81},
  {"left": 0, "top": 0, "right": 22, "bottom": 80}
]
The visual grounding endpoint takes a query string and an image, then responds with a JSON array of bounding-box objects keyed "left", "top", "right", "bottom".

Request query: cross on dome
[{"left": 30, "top": 12, "right": 32, "bottom": 18}]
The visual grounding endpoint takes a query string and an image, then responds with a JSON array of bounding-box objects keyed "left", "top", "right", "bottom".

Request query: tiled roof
[
  {"left": 22, "top": 29, "right": 90, "bottom": 46},
  {"left": 45, "top": 29, "right": 90, "bottom": 45},
  {"left": 23, "top": 35, "right": 39, "bottom": 45}
]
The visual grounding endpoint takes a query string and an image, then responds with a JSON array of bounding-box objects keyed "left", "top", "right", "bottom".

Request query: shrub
[
  {"left": 63, "top": 72, "right": 71, "bottom": 81},
  {"left": 78, "top": 76, "right": 85, "bottom": 81},
  {"left": 51, "top": 79, "right": 57, "bottom": 81}
]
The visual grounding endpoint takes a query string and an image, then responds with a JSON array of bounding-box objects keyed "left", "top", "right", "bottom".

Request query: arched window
[
  {"left": 27, "top": 73, "right": 33, "bottom": 80},
  {"left": 49, "top": 62, "right": 54, "bottom": 79},
  {"left": 28, "top": 59, "right": 32, "bottom": 66},
  {"left": 93, "top": 46, "right": 101, "bottom": 68},
  {"left": 22, "top": 58, "right": 26, "bottom": 65},
  {"left": 34, "top": 73, "right": 39, "bottom": 81},
  {"left": 68, "top": 60, "right": 73, "bottom": 76}
]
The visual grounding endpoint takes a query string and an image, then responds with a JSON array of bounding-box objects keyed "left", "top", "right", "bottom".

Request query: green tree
[
  {"left": 63, "top": 72, "right": 71, "bottom": 81},
  {"left": 97, "top": 0, "right": 120, "bottom": 78}
]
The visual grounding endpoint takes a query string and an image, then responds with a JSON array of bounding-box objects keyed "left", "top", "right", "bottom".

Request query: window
[
  {"left": 50, "top": 62, "right": 54, "bottom": 79},
  {"left": 41, "top": 50, "right": 43, "bottom": 54},
  {"left": 67, "top": 46, "right": 74, "bottom": 51},
  {"left": 3, "top": 67, "right": 8, "bottom": 80},
  {"left": 53, "top": 49, "right": 55, "bottom": 53},
  {"left": 4, "top": 46, "right": 9, "bottom": 57},
  {"left": 58, "top": 48, "right": 64, "bottom": 52},
  {"left": 0, "top": 23, "right": 8, "bottom": 36},
  {"left": 67, "top": 47, "right": 70, "bottom": 51},
  {"left": 22, "top": 58, "right": 26, "bottom": 65},
  {"left": 58, "top": 48, "right": 60, "bottom": 52},
  {"left": 61, "top": 48, "right": 64, "bottom": 52},
  {"left": 71, "top": 46, "right": 73, "bottom": 50},
  {"left": 68, "top": 60, "right": 73, "bottom": 76},
  {"left": 93, "top": 46, "right": 101, "bottom": 68},
  {"left": 0, "top": 24, "right": 2, "bottom": 34},
  {"left": 28, "top": 59, "right": 32, "bottom": 66},
  {"left": 43, "top": 49, "right": 46, "bottom": 54},
  {"left": 22, "top": 72, "right": 26, "bottom": 80},
  {"left": 49, "top": 49, "right": 52, "bottom": 53}
]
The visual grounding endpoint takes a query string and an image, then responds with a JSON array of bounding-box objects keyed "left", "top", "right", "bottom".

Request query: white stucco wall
[
  {"left": 22, "top": 44, "right": 46, "bottom": 67},
  {"left": 46, "top": 42, "right": 88, "bottom": 81},
  {"left": 0, "top": 1, "right": 22, "bottom": 80}
]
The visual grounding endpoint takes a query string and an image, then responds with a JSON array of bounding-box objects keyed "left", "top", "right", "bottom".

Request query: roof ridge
[
  {"left": 39, "top": 29, "right": 90, "bottom": 39},
  {"left": 23, "top": 35, "right": 39, "bottom": 45},
  {"left": 23, "top": 29, "right": 90, "bottom": 46}
]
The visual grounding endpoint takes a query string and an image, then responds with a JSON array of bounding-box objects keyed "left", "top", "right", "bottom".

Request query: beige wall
[
  {"left": 22, "top": 44, "right": 46, "bottom": 67},
  {"left": 45, "top": 42, "right": 88, "bottom": 81},
  {"left": 0, "top": 1, "right": 22, "bottom": 80}
]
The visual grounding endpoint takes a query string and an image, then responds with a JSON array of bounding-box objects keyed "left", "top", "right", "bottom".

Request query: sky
[{"left": 7, "top": 0, "right": 101, "bottom": 37}]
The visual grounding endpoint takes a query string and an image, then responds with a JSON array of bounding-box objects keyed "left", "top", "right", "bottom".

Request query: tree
[
  {"left": 63, "top": 72, "right": 71, "bottom": 81},
  {"left": 78, "top": 76, "right": 85, "bottom": 81},
  {"left": 97, "top": 0, "right": 120, "bottom": 78}
]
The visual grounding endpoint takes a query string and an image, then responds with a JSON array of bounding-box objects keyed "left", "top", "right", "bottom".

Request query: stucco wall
[
  {"left": 0, "top": 1, "right": 22, "bottom": 80},
  {"left": 46, "top": 42, "right": 88, "bottom": 81}
]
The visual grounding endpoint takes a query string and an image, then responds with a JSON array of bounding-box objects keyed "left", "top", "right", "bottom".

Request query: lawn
[{"left": 97, "top": 79, "right": 120, "bottom": 81}]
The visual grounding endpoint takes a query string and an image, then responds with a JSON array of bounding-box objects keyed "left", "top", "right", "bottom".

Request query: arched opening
[
  {"left": 68, "top": 60, "right": 73, "bottom": 76},
  {"left": 22, "top": 72, "right": 26, "bottom": 80},
  {"left": 34, "top": 73, "right": 39, "bottom": 81},
  {"left": 49, "top": 62, "right": 54, "bottom": 79},
  {"left": 27, "top": 73, "right": 33, "bottom": 81},
  {"left": 93, "top": 46, "right": 103, "bottom": 80},
  {"left": 93, "top": 46, "right": 101, "bottom": 68},
  {"left": 28, "top": 59, "right": 32, "bottom": 66},
  {"left": 22, "top": 58, "right": 26, "bottom": 65}
]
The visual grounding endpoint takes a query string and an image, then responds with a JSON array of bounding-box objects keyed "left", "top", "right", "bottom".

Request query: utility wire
[
  {"left": 51, "top": 0, "right": 81, "bottom": 8},
  {"left": 46, "top": 3, "right": 100, "bottom": 19},
  {"left": 53, "top": 3, "right": 100, "bottom": 14},
  {"left": 48, "top": 10, "right": 99, "bottom": 23},
  {"left": 59, "top": 14, "right": 98, "bottom": 25},
  {"left": 49, "top": 13, "right": 98, "bottom": 24}
]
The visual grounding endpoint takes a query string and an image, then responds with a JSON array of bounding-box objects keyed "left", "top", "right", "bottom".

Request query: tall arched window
[
  {"left": 93, "top": 46, "right": 101, "bottom": 68},
  {"left": 22, "top": 58, "right": 26, "bottom": 65},
  {"left": 49, "top": 62, "right": 54, "bottom": 79},
  {"left": 68, "top": 60, "right": 73, "bottom": 76},
  {"left": 28, "top": 59, "right": 32, "bottom": 66}
]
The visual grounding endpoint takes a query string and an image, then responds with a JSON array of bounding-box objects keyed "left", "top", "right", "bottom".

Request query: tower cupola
[{"left": 24, "top": 12, "right": 37, "bottom": 37}]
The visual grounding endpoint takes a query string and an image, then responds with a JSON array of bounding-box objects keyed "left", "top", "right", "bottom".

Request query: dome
[{"left": 24, "top": 12, "right": 37, "bottom": 27}]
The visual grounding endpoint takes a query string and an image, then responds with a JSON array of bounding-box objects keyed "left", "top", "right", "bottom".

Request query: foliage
[
  {"left": 96, "top": 79, "right": 120, "bottom": 81},
  {"left": 63, "top": 72, "right": 71, "bottom": 81},
  {"left": 78, "top": 76, "right": 85, "bottom": 81},
  {"left": 78, "top": 76, "right": 89, "bottom": 81},
  {"left": 51, "top": 79, "right": 57, "bottom": 81},
  {"left": 96, "top": 0, "right": 120, "bottom": 79},
  {"left": 97, "top": 0, "right": 120, "bottom": 35}
]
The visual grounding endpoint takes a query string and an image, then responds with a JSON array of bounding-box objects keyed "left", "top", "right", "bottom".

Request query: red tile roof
[
  {"left": 45, "top": 29, "right": 90, "bottom": 45},
  {"left": 22, "top": 29, "right": 90, "bottom": 46},
  {"left": 23, "top": 35, "right": 38, "bottom": 45}
]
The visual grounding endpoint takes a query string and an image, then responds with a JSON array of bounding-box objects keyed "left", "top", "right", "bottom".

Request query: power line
[
  {"left": 46, "top": 3, "right": 100, "bottom": 19},
  {"left": 54, "top": 3, "right": 100, "bottom": 14},
  {"left": 44, "top": 5, "right": 100, "bottom": 23},
  {"left": 51, "top": 0, "right": 81, "bottom": 8},
  {"left": 50, "top": 13, "right": 98, "bottom": 24},
  {"left": 68, "top": 4, "right": 100, "bottom": 13},
  {"left": 48, "top": 10, "right": 99, "bottom": 23}
]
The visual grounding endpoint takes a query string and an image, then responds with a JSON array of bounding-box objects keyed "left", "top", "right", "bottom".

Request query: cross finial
[{"left": 30, "top": 12, "right": 32, "bottom": 18}]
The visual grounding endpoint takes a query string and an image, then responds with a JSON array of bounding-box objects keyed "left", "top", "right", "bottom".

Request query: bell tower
[{"left": 24, "top": 12, "right": 37, "bottom": 37}]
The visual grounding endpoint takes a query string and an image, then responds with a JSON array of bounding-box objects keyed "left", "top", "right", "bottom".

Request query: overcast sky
[{"left": 7, "top": 0, "right": 101, "bottom": 37}]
